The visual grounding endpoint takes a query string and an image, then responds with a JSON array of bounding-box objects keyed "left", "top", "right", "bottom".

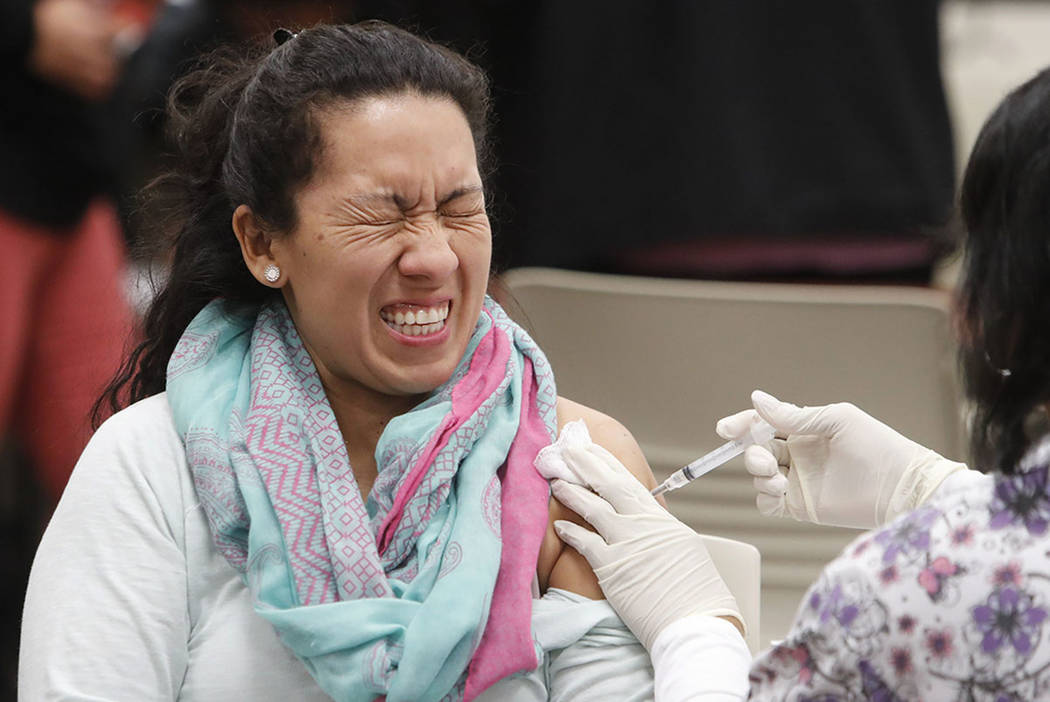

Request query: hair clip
[
  {"left": 273, "top": 28, "right": 298, "bottom": 46},
  {"left": 984, "top": 351, "right": 1012, "bottom": 378}
]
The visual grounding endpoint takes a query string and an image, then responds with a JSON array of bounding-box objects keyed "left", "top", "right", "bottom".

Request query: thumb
[{"left": 751, "top": 390, "right": 833, "bottom": 436}]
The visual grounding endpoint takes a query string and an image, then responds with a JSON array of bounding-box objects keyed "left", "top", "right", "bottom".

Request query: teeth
[
  {"left": 380, "top": 303, "right": 449, "bottom": 322},
  {"left": 379, "top": 302, "right": 450, "bottom": 337}
]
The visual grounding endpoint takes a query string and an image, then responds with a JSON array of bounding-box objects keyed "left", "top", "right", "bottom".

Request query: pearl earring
[{"left": 263, "top": 264, "right": 281, "bottom": 283}]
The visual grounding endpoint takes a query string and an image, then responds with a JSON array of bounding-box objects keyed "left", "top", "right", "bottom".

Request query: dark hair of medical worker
[
  {"left": 95, "top": 21, "right": 493, "bottom": 421},
  {"left": 958, "top": 66, "right": 1050, "bottom": 475}
]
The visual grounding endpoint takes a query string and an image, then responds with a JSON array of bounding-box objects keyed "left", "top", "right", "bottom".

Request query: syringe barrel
[{"left": 655, "top": 419, "right": 777, "bottom": 494}]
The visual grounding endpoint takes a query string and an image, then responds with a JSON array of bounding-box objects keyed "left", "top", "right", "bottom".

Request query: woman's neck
[
  {"left": 323, "top": 377, "right": 426, "bottom": 498},
  {"left": 329, "top": 384, "right": 423, "bottom": 449}
]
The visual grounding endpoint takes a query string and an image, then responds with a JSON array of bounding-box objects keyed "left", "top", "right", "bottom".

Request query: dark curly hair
[
  {"left": 958, "top": 67, "right": 1050, "bottom": 473},
  {"left": 95, "top": 21, "right": 492, "bottom": 424}
]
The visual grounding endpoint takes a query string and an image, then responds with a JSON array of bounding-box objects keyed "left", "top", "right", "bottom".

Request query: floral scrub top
[{"left": 749, "top": 438, "right": 1050, "bottom": 701}]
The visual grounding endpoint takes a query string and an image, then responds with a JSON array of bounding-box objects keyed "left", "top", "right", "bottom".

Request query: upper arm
[
  {"left": 19, "top": 405, "right": 190, "bottom": 700},
  {"left": 554, "top": 397, "right": 659, "bottom": 489},
  {"left": 538, "top": 397, "right": 659, "bottom": 598}
]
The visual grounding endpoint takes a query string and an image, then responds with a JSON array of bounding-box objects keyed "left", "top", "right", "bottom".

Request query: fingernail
[
  {"left": 752, "top": 389, "right": 778, "bottom": 413},
  {"left": 550, "top": 479, "right": 576, "bottom": 500}
]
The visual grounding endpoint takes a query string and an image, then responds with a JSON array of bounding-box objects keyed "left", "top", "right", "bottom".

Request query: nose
[{"left": 397, "top": 224, "right": 459, "bottom": 283}]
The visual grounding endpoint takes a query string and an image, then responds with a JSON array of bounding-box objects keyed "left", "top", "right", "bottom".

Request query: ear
[{"left": 232, "top": 204, "right": 283, "bottom": 287}]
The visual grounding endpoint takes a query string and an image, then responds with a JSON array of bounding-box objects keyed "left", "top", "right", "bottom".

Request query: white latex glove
[
  {"left": 550, "top": 443, "right": 743, "bottom": 651},
  {"left": 717, "top": 390, "right": 968, "bottom": 529}
]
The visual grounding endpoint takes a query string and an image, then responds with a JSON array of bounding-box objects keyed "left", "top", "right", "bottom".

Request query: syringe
[{"left": 651, "top": 419, "right": 776, "bottom": 497}]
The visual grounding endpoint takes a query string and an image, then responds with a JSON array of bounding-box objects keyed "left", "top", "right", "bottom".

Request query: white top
[
  {"left": 21, "top": 394, "right": 329, "bottom": 701},
  {"left": 19, "top": 394, "right": 656, "bottom": 701}
]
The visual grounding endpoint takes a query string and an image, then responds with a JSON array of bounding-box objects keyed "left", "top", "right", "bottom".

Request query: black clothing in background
[
  {"left": 0, "top": 0, "right": 116, "bottom": 230},
  {"left": 354, "top": 1, "right": 955, "bottom": 272}
]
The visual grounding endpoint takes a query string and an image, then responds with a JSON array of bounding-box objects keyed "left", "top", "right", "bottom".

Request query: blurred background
[{"left": 4, "top": 0, "right": 1050, "bottom": 696}]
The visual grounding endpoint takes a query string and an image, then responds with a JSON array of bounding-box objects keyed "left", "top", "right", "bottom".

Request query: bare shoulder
[
  {"left": 554, "top": 397, "right": 658, "bottom": 490},
  {"left": 535, "top": 397, "right": 659, "bottom": 600}
]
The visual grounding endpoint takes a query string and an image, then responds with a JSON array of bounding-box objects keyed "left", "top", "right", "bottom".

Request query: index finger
[
  {"left": 550, "top": 479, "right": 621, "bottom": 538},
  {"left": 716, "top": 409, "right": 760, "bottom": 440},
  {"left": 564, "top": 444, "right": 659, "bottom": 515}
]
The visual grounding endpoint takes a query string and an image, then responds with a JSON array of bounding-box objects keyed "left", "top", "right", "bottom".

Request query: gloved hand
[
  {"left": 550, "top": 443, "right": 743, "bottom": 651},
  {"left": 717, "top": 390, "right": 968, "bottom": 529}
]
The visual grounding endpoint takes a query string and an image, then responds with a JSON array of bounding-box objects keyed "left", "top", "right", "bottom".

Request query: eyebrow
[{"left": 348, "top": 185, "right": 484, "bottom": 211}]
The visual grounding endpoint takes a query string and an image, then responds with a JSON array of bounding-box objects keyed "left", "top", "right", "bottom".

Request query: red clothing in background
[{"left": 0, "top": 201, "right": 132, "bottom": 501}]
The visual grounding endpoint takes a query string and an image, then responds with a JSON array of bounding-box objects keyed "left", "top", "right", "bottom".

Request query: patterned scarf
[{"left": 166, "top": 297, "right": 557, "bottom": 701}]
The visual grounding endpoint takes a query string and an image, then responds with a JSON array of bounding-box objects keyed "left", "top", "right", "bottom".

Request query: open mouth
[{"left": 379, "top": 301, "right": 451, "bottom": 337}]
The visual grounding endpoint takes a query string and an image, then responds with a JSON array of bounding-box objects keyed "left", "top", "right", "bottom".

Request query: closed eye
[{"left": 441, "top": 208, "right": 485, "bottom": 218}]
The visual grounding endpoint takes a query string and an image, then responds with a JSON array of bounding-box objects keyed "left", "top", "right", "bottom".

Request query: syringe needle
[{"left": 651, "top": 419, "right": 775, "bottom": 496}]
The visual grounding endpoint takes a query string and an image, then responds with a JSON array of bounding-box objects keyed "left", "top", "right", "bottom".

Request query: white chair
[
  {"left": 500, "top": 267, "right": 966, "bottom": 644},
  {"left": 700, "top": 534, "right": 761, "bottom": 652}
]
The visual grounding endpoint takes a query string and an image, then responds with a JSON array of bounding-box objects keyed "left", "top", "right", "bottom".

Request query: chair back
[{"left": 700, "top": 534, "right": 761, "bottom": 652}]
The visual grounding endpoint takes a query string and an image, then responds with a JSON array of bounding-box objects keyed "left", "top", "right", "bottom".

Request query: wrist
[
  {"left": 886, "top": 451, "right": 967, "bottom": 522},
  {"left": 651, "top": 613, "right": 747, "bottom": 657},
  {"left": 651, "top": 615, "right": 751, "bottom": 702},
  {"left": 717, "top": 613, "right": 746, "bottom": 637}
]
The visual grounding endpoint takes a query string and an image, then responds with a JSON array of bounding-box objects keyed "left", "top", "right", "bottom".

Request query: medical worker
[{"left": 552, "top": 65, "right": 1050, "bottom": 700}]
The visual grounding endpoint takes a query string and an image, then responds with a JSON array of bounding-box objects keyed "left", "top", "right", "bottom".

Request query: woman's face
[{"left": 270, "top": 93, "right": 491, "bottom": 400}]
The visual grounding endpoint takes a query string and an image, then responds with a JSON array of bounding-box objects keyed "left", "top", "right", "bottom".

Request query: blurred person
[
  {"left": 0, "top": 0, "right": 134, "bottom": 502},
  {"left": 547, "top": 66, "right": 1050, "bottom": 699},
  {"left": 356, "top": 0, "right": 955, "bottom": 283},
  {"left": 1, "top": 1, "right": 136, "bottom": 696},
  {"left": 20, "top": 22, "right": 744, "bottom": 700}
]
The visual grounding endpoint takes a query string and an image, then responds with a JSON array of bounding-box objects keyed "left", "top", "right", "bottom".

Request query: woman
[
  {"left": 550, "top": 67, "right": 1050, "bottom": 699},
  {"left": 18, "top": 22, "right": 742, "bottom": 701}
]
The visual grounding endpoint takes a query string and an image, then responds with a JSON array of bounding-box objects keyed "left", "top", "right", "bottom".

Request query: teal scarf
[{"left": 167, "top": 298, "right": 557, "bottom": 701}]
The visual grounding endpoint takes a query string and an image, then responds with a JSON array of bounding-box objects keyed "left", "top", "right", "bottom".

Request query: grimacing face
[{"left": 268, "top": 93, "right": 492, "bottom": 400}]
